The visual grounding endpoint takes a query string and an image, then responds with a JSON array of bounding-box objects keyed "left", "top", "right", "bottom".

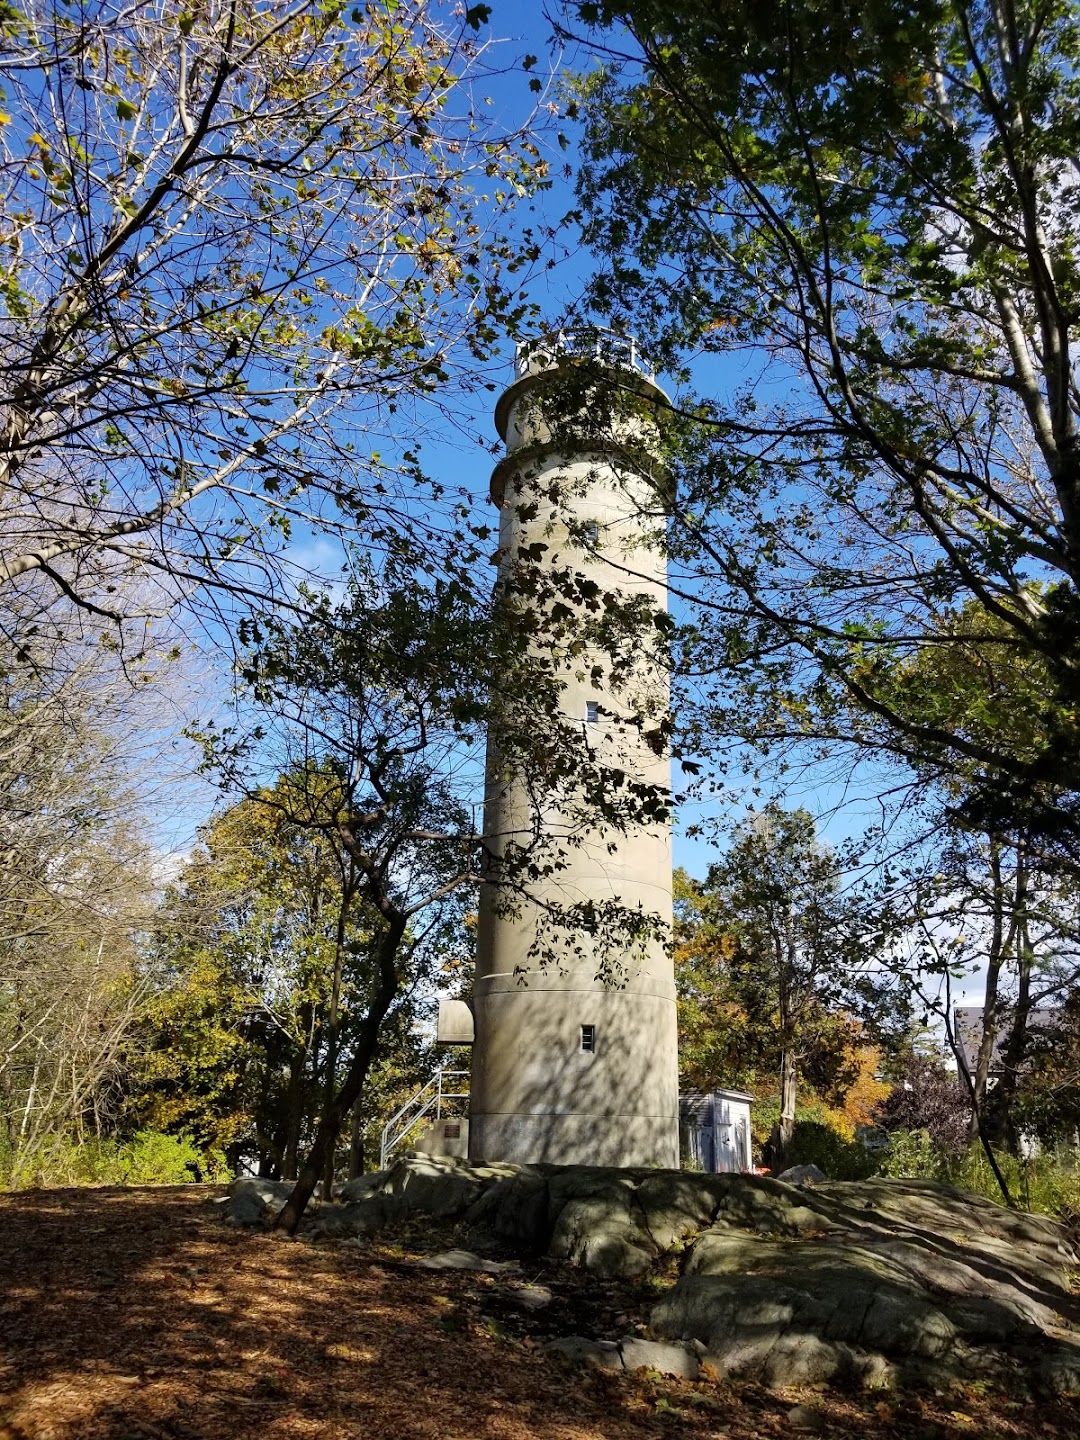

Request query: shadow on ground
[{"left": 0, "top": 1185, "right": 1076, "bottom": 1440}]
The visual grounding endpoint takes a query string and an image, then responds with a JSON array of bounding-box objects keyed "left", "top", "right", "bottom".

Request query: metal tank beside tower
[{"left": 464, "top": 329, "right": 679, "bottom": 1169}]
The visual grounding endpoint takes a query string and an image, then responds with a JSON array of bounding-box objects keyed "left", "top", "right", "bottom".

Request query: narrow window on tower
[
  {"left": 583, "top": 520, "right": 599, "bottom": 547},
  {"left": 586, "top": 701, "right": 599, "bottom": 724},
  {"left": 580, "top": 1024, "right": 597, "bottom": 1053}
]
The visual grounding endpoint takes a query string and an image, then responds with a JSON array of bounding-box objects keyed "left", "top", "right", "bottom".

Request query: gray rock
[
  {"left": 224, "top": 1177, "right": 308, "bottom": 1225},
  {"left": 816, "top": 1178, "right": 1077, "bottom": 1281},
  {"left": 548, "top": 1167, "right": 655, "bottom": 1277},
  {"left": 383, "top": 1154, "right": 483, "bottom": 1218},
  {"left": 546, "top": 1165, "right": 639, "bottom": 1230},
  {"left": 618, "top": 1337, "right": 701, "bottom": 1379},
  {"left": 1039, "top": 1341, "right": 1080, "bottom": 1396},
  {"left": 338, "top": 1171, "right": 387, "bottom": 1203},
  {"left": 580, "top": 1233, "right": 654, "bottom": 1279},
  {"left": 778, "top": 1164, "right": 828, "bottom": 1186},
  {"left": 504, "top": 1283, "right": 553, "bottom": 1310},
  {"left": 415, "top": 1249, "right": 519, "bottom": 1273},
  {"left": 787, "top": 1404, "right": 826, "bottom": 1431},
  {"left": 652, "top": 1223, "right": 1023, "bottom": 1389},
  {"left": 636, "top": 1171, "right": 726, "bottom": 1250},
  {"left": 714, "top": 1176, "right": 831, "bottom": 1236},
  {"left": 859, "top": 1287, "right": 957, "bottom": 1359},
  {"left": 228, "top": 1176, "right": 293, "bottom": 1206},
  {"left": 307, "top": 1192, "right": 406, "bottom": 1238},
  {"left": 225, "top": 1188, "right": 269, "bottom": 1227},
  {"left": 279, "top": 1155, "right": 1080, "bottom": 1399},
  {"left": 761, "top": 1332, "right": 850, "bottom": 1389},
  {"left": 684, "top": 1222, "right": 774, "bottom": 1277},
  {"left": 544, "top": 1336, "right": 624, "bottom": 1371},
  {"left": 466, "top": 1168, "right": 550, "bottom": 1249},
  {"left": 854, "top": 1352, "right": 897, "bottom": 1390}
]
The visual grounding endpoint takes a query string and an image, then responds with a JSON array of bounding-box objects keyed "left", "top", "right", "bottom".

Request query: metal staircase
[{"left": 379, "top": 1068, "right": 469, "bottom": 1170}]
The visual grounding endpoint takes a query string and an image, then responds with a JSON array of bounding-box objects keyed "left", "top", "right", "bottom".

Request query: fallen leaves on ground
[{"left": 0, "top": 1185, "right": 1074, "bottom": 1440}]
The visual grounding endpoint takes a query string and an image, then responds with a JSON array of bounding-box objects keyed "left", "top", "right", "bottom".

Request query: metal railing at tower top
[
  {"left": 378, "top": 1068, "right": 469, "bottom": 1170},
  {"left": 513, "top": 327, "right": 656, "bottom": 383}
]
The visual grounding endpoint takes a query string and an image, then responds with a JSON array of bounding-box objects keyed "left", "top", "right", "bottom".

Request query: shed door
[{"left": 713, "top": 1098, "right": 740, "bottom": 1174}]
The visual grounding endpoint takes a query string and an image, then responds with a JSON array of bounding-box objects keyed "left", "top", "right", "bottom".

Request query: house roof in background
[{"left": 953, "top": 1006, "right": 1060, "bottom": 1076}]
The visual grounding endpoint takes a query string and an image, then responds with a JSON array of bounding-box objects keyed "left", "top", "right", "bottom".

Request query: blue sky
[
  {"left": 397, "top": 4, "right": 902, "bottom": 874},
  {"left": 167, "top": 1, "right": 939, "bottom": 893},
  {"left": 134, "top": 0, "right": 992, "bottom": 1034}
]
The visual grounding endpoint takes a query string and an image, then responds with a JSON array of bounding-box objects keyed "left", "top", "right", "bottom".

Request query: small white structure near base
[{"left": 680, "top": 1089, "right": 754, "bottom": 1173}]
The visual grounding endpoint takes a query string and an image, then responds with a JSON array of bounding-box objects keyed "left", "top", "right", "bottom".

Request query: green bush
[
  {"left": 784, "top": 1119, "right": 879, "bottom": 1180},
  {"left": 0, "top": 1130, "right": 228, "bottom": 1190},
  {"left": 879, "top": 1128, "right": 946, "bottom": 1181},
  {"left": 749, "top": 1094, "right": 879, "bottom": 1179},
  {"left": 948, "top": 1145, "right": 1080, "bottom": 1222},
  {"left": 876, "top": 1129, "right": 1080, "bottom": 1223},
  {"left": 117, "top": 1130, "right": 228, "bottom": 1185}
]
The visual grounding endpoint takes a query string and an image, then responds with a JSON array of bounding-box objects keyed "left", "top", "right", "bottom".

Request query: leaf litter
[{"left": 0, "top": 1185, "right": 1076, "bottom": 1440}]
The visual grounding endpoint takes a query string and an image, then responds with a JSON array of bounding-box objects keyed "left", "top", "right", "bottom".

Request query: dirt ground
[{"left": 0, "top": 1186, "right": 1076, "bottom": 1440}]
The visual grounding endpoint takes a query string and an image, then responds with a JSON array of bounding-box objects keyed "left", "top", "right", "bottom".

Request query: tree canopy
[
  {"left": 0, "top": 0, "right": 546, "bottom": 631},
  {"left": 565, "top": 0, "right": 1080, "bottom": 853}
]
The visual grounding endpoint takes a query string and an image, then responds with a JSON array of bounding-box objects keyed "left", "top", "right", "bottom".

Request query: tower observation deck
[{"left": 467, "top": 328, "right": 679, "bottom": 1169}]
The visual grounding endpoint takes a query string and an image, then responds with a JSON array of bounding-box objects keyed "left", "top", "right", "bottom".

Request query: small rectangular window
[
  {"left": 580, "top": 1024, "right": 596, "bottom": 1053},
  {"left": 583, "top": 521, "right": 599, "bottom": 546},
  {"left": 585, "top": 701, "right": 599, "bottom": 724}
]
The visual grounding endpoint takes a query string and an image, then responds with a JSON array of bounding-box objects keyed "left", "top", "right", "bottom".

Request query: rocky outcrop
[
  {"left": 232, "top": 1155, "right": 1080, "bottom": 1395},
  {"left": 652, "top": 1177, "right": 1080, "bottom": 1392},
  {"left": 546, "top": 1165, "right": 655, "bottom": 1278}
]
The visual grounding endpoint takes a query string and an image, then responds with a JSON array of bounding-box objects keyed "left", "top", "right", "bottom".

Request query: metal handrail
[
  {"left": 514, "top": 327, "right": 655, "bottom": 382},
  {"left": 378, "top": 1068, "right": 470, "bottom": 1170}
]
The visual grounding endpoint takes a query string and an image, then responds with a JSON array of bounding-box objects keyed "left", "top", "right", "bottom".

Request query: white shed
[{"left": 680, "top": 1089, "right": 754, "bottom": 1173}]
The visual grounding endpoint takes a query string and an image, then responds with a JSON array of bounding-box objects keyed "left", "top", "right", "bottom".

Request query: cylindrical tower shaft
[{"left": 469, "top": 330, "right": 679, "bottom": 1169}]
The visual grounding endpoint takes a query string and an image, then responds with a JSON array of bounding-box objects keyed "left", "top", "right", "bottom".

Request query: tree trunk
[
  {"left": 348, "top": 1104, "right": 364, "bottom": 1179},
  {"left": 767, "top": 931, "right": 799, "bottom": 1174},
  {"left": 779, "top": 1046, "right": 798, "bottom": 1153},
  {"left": 944, "top": 958, "right": 1015, "bottom": 1207},
  {"left": 769, "top": 1046, "right": 798, "bottom": 1173},
  {"left": 321, "top": 874, "right": 355, "bottom": 1199},
  {"left": 996, "top": 889, "right": 1034, "bottom": 1156},
  {"left": 969, "top": 837, "right": 1013, "bottom": 1143},
  {"left": 281, "top": 1002, "right": 314, "bottom": 1179},
  {"left": 275, "top": 912, "right": 405, "bottom": 1235}
]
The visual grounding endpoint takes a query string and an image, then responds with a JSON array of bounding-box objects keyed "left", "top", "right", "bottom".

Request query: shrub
[
  {"left": 750, "top": 1093, "right": 879, "bottom": 1178},
  {"left": 875, "top": 1129, "right": 1080, "bottom": 1224},
  {"left": 875, "top": 1054, "right": 970, "bottom": 1151},
  {"left": 784, "top": 1119, "right": 879, "bottom": 1180},
  {"left": 0, "top": 1130, "right": 228, "bottom": 1189},
  {"left": 118, "top": 1130, "right": 228, "bottom": 1185},
  {"left": 879, "top": 1128, "right": 946, "bottom": 1180},
  {"left": 948, "top": 1145, "right": 1080, "bottom": 1222}
]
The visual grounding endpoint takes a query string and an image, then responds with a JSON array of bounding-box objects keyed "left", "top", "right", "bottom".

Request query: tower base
[{"left": 469, "top": 1111, "right": 678, "bottom": 1169}]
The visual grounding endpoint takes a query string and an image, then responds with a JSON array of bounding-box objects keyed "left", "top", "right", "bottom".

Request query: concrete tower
[{"left": 467, "top": 329, "right": 679, "bottom": 1169}]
